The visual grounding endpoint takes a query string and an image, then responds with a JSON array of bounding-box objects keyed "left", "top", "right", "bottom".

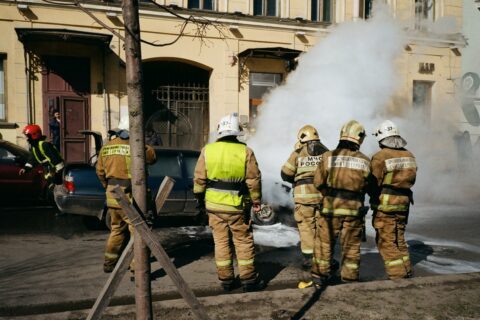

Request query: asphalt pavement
[{"left": 1, "top": 203, "right": 480, "bottom": 319}]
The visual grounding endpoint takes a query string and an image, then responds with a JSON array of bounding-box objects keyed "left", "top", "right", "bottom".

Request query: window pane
[
  {"left": 184, "top": 155, "right": 198, "bottom": 180},
  {"left": 203, "top": 0, "right": 213, "bottom": 10},
  {"left": 149, "top": 155, "right": 182, "bottom": 178},
  {"left": 188, "top": 0, "right": 200, "bottom": 9},
  {"left": 253, "top": 0, "right": 263, "bottom": 15},
  {"left": 0, "top": 58, "right": 4, "bottom": 120},
  {"left": 311, "top": 0, "right": 318, "bottom": 21},
  {"left": 323, "top": 0, "right": 331, "bottom": 22},
  {"left": 266, "top": 0, "right": 276, "bottom": 16}
]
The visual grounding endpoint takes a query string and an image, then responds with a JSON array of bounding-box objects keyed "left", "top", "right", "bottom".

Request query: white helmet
[
  {"left": 373, "top": 120, "right": 400, "bottom": 142},
  {"left": 217, "top": 113, "right": 243, "bottom": 139},
  {"left": 373, "top": 120, "right": 407, "bottom": 148},
  {"left": 108, "top": 116, "right": 130, "bottom": 139}
]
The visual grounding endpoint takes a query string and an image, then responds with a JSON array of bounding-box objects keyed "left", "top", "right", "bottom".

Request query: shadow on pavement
[
  {"left": 150, "top": 238, "right": 214, "bottom": 280},
  {"left": 408, "top": 239, "right": 434, "bottom": 266}
]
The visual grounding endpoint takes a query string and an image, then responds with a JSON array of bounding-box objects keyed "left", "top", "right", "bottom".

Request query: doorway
[{"left": 42, "top": 56, "right": 90, "bottom": 163}]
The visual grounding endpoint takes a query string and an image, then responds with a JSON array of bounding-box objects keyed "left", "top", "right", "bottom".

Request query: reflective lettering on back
[
  {"left": 101, "top": 145, "right": 130, "bottom": 157},
  {"left": 385, "top": 157, "right": 416, "bottom": 171},
  {"left": 298, "top": 155, "right": 322, "bottom": 167},
  {"left": 328, "top": 156, "right": 370, "bottom": 173}
]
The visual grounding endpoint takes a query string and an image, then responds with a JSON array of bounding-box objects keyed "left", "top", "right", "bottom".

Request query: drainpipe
[
  {"left": 23, "top": 45, "right": 32, "bottom": 124},
  {"left": 102, "top": 45, "right": 111, "bottom": 132}
]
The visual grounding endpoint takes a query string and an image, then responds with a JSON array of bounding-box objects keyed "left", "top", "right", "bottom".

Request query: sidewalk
[{"left": 4, "top": 272, "right": 480, "bottom": 320}]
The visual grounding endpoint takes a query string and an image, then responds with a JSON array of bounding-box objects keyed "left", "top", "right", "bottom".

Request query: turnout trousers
[
  {"left": 312, "top": 215, "right": 363, "bottom": 281},
  {"left": 104, "top": 208, "right": 134, "bottom": 272},
  {"left": 294, "top": 204, "right": 318, "bottom": 255},
  {"left": 373, "top": 210, "right": 412, "bottom": 279},
  {"left": 208, "top": 211, "right": 258, "bottom": 284}
]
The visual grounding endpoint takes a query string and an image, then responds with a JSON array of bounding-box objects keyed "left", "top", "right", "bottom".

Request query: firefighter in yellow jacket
[
  {"left": 193, "top": 113, "right": 265, "bottom": 292},
  {"left": 371, "top": 120, "right": 417, "bottom": 279},
  {"left": 281, "top": 125, "right": 328, "bottom": 269},
  {"left": 311, "top": 120, "right": 371, "bottom": 286},
  {"left": 96, "top": 119, "right": 156, "bottom": 273}
]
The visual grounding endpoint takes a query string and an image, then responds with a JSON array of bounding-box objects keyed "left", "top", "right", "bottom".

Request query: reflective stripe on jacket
[
  {"left": 314, "top": 149, "right": 371, "bottom": 217},
  {"left": 281, "top": 145, "right": 324, "bottom": 204},
  {"left": 371, "top": 148, "right": 417, "bottom": 213},
  {"left": 204, "top": 141, "right": 246, "bottom": 211},
  {"left": 31, "top": 140, "right": 64, "bottom": 176}
]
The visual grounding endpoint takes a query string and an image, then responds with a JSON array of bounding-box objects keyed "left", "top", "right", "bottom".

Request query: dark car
[
  {"left": 53, "top": 131, "right": 279, "bottom": 228},
  {"left": 0, "top": 139, "right": 48, "bottom": 204}
]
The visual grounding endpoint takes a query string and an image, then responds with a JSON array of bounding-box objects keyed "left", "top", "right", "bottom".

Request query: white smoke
[
  {"left": 247, "top": 7, "right": 480, "bottom": 207},
  {"left": 249, "top": 7, "right": 405, "bottom": 207}
]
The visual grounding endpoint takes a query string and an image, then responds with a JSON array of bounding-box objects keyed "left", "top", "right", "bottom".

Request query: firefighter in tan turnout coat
[
  {"left": 281, "top": 125, "right": 328, "bottom": 269},
  {"left": 311, "top": 120, "right": 371, "bottom": 285},
  {"left": 193, "top": 113, "right": 265, "bottom": 292},
  {"left": 371, "top": 120, "right": 417, "bottom": 279},
  {"left": 96, "top": 120, "right": 156, "bottom": 273}
]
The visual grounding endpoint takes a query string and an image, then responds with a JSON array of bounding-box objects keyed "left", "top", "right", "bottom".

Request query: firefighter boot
[
  {"left": 242, "top": 277, "right": 266, "bottom": 293},
  {"left": 302, "top": 253, "right": 313, "bottom": 270},
  {"left": 312, "top": 274, "right": 331, "bottom": 289},
  {"left": 221, "top": 279, "right": 235, "bottom": 292}
]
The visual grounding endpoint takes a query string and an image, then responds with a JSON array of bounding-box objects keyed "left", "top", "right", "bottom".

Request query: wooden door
[
  {"left": 42, "top": 56, "right": 90, "bottom": 163},
  {"left": 60, "top": 96, "right": 89, "bottom": 163}
]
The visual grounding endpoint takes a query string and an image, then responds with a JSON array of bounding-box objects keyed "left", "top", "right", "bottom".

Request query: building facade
[{"left": 0, "top": 0, "right": 465, "bottom": 162}]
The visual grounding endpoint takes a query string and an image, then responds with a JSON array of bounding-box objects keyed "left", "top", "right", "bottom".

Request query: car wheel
[
  {"left": 251, "top": 204, "right": 277, "bottom": 226},
  {"left": 83, "top": 216, "right": 104, "bottom": 230},
  {"left": 105, "top": 210, "right": 112, "bottom": 230}
]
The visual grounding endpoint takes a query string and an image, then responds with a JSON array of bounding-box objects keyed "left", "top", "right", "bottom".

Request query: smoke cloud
[{"left": 247, "top": 7, "right": 480, "bottom": 207}]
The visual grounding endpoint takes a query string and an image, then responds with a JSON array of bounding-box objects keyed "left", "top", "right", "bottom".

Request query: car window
[
  {"left": 0, "top": 147, "right": 16, "bottom": 162},
  {"left": 148, "top": 155, "right": 182, "bottom": 178},
  {"left": 184, "top": 155, "right": 198, "bottom": 180}
]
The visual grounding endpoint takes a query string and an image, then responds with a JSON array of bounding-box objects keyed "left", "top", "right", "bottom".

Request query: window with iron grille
[
  {"left": 253, "top": 0, "right": 278, "bottom": 16},
  {"left": 311, "top": 0, "right": 333, "bottom": 22},
  {"left": 188, "top": 0, "right": 214, "bottom": 10}
]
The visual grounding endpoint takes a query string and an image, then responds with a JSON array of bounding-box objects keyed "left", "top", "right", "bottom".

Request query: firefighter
[
  {"left": 371, "top": 120, "right": 417, "bottom": 279},
  {"left": 19, "top": 124, "right": 64, "bottom": 191},
  {"left": 193, "top": 113, "right": 265, "bottom": 293},
  {"left": 311, "top": 120, "right": 371, "bottom": 286},
  {"left": 96, "top": 119, "right": 156, "bottom": 273},
  {"left": 281, "top": 125, "right": 328, "bottom": 270}
]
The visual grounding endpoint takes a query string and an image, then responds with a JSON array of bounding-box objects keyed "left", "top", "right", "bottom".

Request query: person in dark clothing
[
  {"left": 49, "top": 111, "right": 61, "bottom": 151},
  {"left": 19, "top": 124, "right": 64, "bottom": 190}
]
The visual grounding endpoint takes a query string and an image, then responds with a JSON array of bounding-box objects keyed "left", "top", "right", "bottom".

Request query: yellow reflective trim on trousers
[
  {"left": 105, "top": 252, "right": 119, "bottom": 259},
  {"left": 216, "top": 259, "right": 232, "bottom": 267},
  {"left": 322, "top": 208, "right": 359, "bottom": 216},
  {"left": 314, "top": 258, "right": 330, "bottom": 266},
  {"left": 385, "top": 258, "right": 404, "bottom": 267},
  {"left": 238, "top": 259, "right": 254, "bottom": 266},
  {"left": 301, "top": 249, "right": 314, "bottom": 254},
  {"left": 345, "top": 262, "right": 359, "bottom": 270},
  {"left": 378, "top": 204, "right": 409, "bottom": 212},
  {"left": 402, "top": 255, "right": 410, "bottom": 262}
]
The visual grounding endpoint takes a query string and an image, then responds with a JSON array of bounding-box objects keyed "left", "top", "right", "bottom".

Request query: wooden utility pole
[{"left": 121, "top": 0, "right": 153, "bottom": 318}]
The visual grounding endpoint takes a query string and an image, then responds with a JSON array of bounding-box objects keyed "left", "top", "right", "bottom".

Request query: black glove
[{"left": 194, "top": 193, "right": 205, "bottom": 210}]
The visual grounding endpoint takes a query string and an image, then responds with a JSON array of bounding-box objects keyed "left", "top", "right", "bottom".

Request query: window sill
[{"left": 0, "top": 122, "right": 19, "bottom": 129}]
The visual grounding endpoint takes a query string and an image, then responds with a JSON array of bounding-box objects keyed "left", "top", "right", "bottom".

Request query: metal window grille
[{"left": 149, "top": 84, "right": 209, "bottom": 150}]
